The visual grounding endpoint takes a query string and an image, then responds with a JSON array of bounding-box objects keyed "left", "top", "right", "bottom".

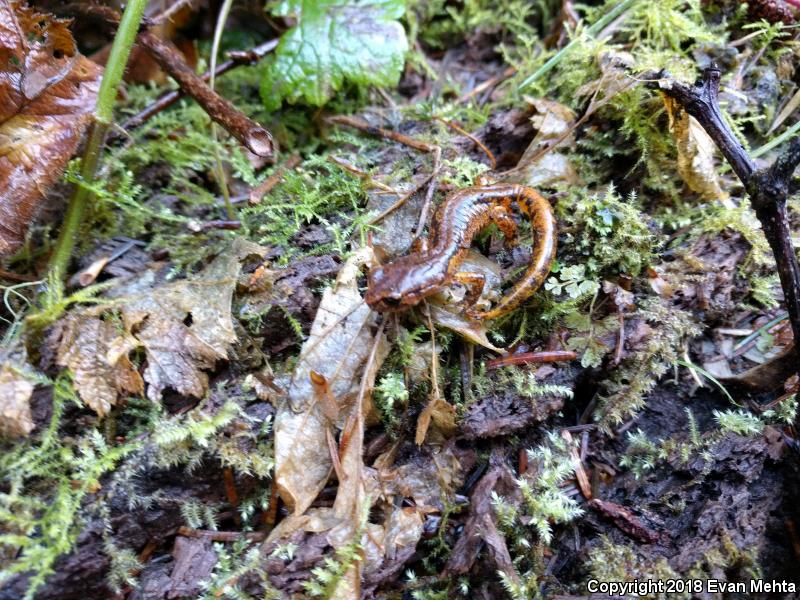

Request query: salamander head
[{"left": 365, "top": 260, "right": 445, "bottom": 313}]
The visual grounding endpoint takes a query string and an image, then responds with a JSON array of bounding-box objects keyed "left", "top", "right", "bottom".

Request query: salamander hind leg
[{"left": 452, "top": 271, "right": 485, "bottom": 310}]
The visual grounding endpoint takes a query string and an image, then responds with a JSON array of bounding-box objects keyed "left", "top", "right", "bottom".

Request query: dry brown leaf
[
  {"left": 663, "top": 95, "right": 732, "bottom": 206},
  {"left": 426, "top": 250, "right": 504, "bottom": 352},
  {"left": 647, "top": 267, "right": 674, "bottom": 298},
  {"left": 274, "top": 247, "right": 388, "bottom": 516},
  {"left": 0, "top": 0, "right": 102, "bottom": 255},
  {"left": 502, "top": 97, "right": 579, "bottom": 188},
  {"left": 54, "top": 314, "right": 143, "bottom": 416},
  {"left": 0, "top": 362, "right": 35, "bottom": 437},
  {"left": 415, "top": 394, "right": 456, "bottom": 445},
  {"left": 50, "top": 239, "right": 266, "bottom": 413}
]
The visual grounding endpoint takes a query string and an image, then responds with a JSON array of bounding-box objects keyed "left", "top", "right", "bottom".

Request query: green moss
[
  {"left": 0, "top": 375, "right": 143, "bottom": 599},
  {"left": 595, "top": 300, "right": 700, "bottom": 429}
]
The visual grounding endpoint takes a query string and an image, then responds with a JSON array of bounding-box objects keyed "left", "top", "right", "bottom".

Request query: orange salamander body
[{"left": 365, "top": 184, "right": 556, "bottom": 320}]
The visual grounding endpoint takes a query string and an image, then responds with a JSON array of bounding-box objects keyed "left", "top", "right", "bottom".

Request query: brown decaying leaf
[
  {"left": 54, "top": 313, "right": 143, "bottom": 416},
  {"left": 50, "top": 238, "right": 266, "bottom": 413},
  {"left": 0, "top": 0, "right": 102, "bottom": 255},
  {"left": 426, "top": 250, "right": 504, "bottom": 352},
  {"left": 0, "top": 362, "right": 35, "bottom": 437},
  {"left": 663, "top": 95, "right": 732, "bottom": 206}
]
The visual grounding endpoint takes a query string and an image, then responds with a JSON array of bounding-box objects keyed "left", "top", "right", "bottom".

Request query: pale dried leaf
[
  {"left": 275, "top": 247, "right": 388, "bottom": 516},
  {"left": 647, "top": 267, "right": 674, "bottom": 298},
  {"left": 525, "top": 97, "right": 576, "bottom": 140},
  {"left": 768, "top": 86, "right": 800, "bottom": 134},
  {"left": 427, "top": 305, "right": 502, "bottom": 352},
  {"left": 503, "top": 98, "right": 579, "bottom": 188},
  {"left": 383, "top": 507, "right": 423, "bottom": 560},
  {"left": 0, "top": 363, "right": 35, "bottom": 437},
  {"left": 664, "top": 95, "right": 731, "bottom": 206},
  {"left": 513, "top": 152, "right": 579, "bottom": 188},
  {"left": 602, "top": 280, "right": 635, "bottom": 312},
  {"left": 0, "top": 0, "right": 102, "bottom": 254}
]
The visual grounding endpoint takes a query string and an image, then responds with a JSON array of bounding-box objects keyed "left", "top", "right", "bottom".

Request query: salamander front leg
[
  {"left": 453, "top": 271, "right": 486, "bottom": 311},
  {"left": 410, "top": 236, "right": 430, "bottom": 253},
  {"left": 489, "top": 205, "right": 518, "bottom": 246}
]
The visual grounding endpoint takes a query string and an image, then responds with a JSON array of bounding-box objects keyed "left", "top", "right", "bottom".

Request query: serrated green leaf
[{"left": 261, "top": 0, "right": 408, "bottom": 110}]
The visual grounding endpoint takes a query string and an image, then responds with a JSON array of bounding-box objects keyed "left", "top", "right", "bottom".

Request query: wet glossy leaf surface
[
  {"left": 0, "top": 0, "right": 102, "bottom": 255},
  {"left": 260, "top": 0, "right": 407, "bottom": 110}
]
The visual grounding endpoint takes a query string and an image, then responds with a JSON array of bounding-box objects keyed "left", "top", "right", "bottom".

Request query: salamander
[{"left": 365, "top": 183, "right": 556, "bottom": 320}]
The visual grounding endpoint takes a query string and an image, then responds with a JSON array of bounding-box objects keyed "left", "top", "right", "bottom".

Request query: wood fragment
[
  {"left": 590, "top": 498, "right": 661, "bottom": 544},
  {"left": 250, "top": 154, "right": 302, "bottom": 205},
  {"left": 486, "top": 350, "right": 577, "bottom": 369},
  {"left": 138, "top": 30, "right": 275, "bottom": 158},
  {"left": 177, "top": 527, "right": 265, "bottom": 542}
]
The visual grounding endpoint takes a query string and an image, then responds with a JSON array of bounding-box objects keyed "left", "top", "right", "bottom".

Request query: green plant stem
[
  {"left": 210, "top": 0, "right": 236, "bottom": 220},
  {"left": 48, "top": 0, "right": 148, "bottom": 282},
  {"left": 753, "top": 119, "right": 800, "bottom": 158},
  {"left": 519, "top": 0, "right": 638, "bottom": 89}
]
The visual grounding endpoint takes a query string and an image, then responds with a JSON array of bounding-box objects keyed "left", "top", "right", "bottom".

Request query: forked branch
[{"left": 654, "top": 64, "right": 800, "bottom": 386}]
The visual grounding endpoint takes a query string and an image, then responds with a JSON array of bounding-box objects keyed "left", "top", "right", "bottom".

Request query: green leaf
[{"left": 261, "top": 0, "right": 408, "bottom": 110}]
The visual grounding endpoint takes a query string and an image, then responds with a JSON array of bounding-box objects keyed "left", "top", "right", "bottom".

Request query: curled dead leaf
[
  {"left": 48, "top": 239, "right": 266, "bottom": 414},
  {"left": 647, "top": 267, "right": 674, "bottom": 298},
  {"left": 0, "top": 0, "right": 103, "bottom": 254},
  {"left": 54, "top": 313, "right": 143, "bottom": 416},
  {"left": 663, "top": 95, "right": 732, "bottom": 206}
]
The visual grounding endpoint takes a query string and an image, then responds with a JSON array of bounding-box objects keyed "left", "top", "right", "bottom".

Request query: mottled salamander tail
[{"left": 469, "top": 185, "right": 556, "bottom": 319}]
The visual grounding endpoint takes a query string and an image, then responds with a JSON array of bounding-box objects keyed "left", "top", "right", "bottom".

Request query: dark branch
[
  {"left": 653, "top": 65, "right": 800, "bottom": 389},
  {"left": 655, "top": 64, "right": 756, "bottom": 183}
]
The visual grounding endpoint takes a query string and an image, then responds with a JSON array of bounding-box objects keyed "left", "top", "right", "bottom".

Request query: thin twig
[
  {"left": 434, "top": 117, "right": 497, "bottom": 168},
  {"left": 457, "top": 66, "right": 516, "bottom": 104},
  {"left": 326, "top": 156, "right": 399, "bottom": 195},
  {"left": 122, "top": 39, "right": 278, "bottom": 131},
  {"left": 414, "top": 147, "right": 442, "bottom": 238},
  {"left": 250, "top": 154, "right": 303, "bottom": 205},
  {"left": 137, "top": 30, "right": 275, "bottom": 158}
]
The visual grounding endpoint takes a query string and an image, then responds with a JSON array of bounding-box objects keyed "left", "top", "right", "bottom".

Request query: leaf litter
[{"left": 3, "top": 1, "right": 800, "bottom": 597}]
